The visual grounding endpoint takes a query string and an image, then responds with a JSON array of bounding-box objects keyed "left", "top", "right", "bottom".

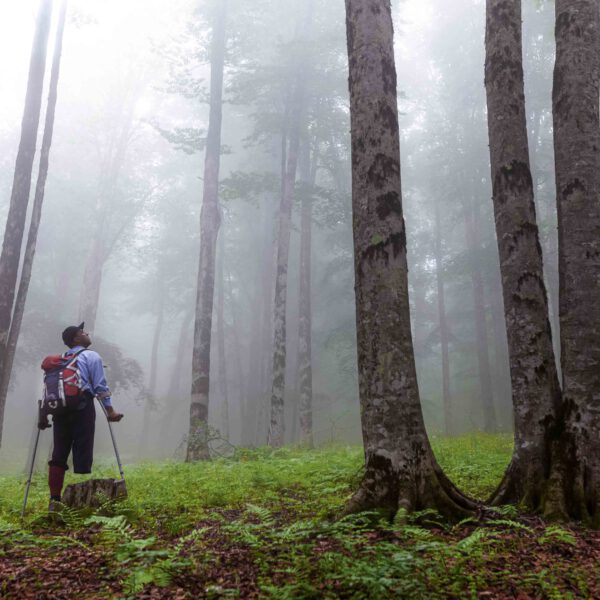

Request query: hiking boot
[{"left": 48, "top": 497, "right": 62, "bottom": 513}]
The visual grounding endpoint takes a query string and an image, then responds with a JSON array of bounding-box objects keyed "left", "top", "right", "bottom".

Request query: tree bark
[
  {"left": 78, "top": 231, "right": 106, "bottom": 333},
  {"left": 0, "top": 0, "right": 52, "bottom": 442},
  {"left": 488, "top": 272, "right": 512, "bottom": 427},
  {"left": 187, "top": 0, "right": 227, "bottom": 461},
  {"left": 550, "top": 0, "right": 600, "bottom": 524},
  {"left": 216, "top": 227, "right": 229, "bottom": 440},
  {"left": 267, "top": 1, "right": 314, "bottom": 448},
  {"left": 464, "top": 197, "right": 497, "bottom": 432},
  {"left": 433, "top": 196, "right": 453, "bottom": 436},
  {"left": 297, "top": 144, "right": 315, "bottom": 447},
  {"left": 139, "top": 279, "right": 165, "bottom": 456},
  {"left": 0, "top": 0, "right": 66, "bottom": 449},
  {"left": 344, "top": 0, "right": 476, "bottom": 519},
  {"left": 485, "top": 0, "right": 562, "bottom": 510}
]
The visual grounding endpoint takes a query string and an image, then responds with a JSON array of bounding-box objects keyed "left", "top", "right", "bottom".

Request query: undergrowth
[{"left": 0, "top": 433, "right": 597, "bottom": 599}]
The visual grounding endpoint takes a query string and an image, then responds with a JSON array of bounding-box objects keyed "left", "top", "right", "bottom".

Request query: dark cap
[{"left": 62, "top": 322, "right": 85, "bottom": 347}]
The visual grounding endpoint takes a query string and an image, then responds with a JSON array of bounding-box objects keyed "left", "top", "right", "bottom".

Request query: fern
[{"left": 538, "top": 525, "right": 577, "bottom": 546}]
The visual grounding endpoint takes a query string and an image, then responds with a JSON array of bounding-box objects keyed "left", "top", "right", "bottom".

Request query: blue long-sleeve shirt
[{"left": 65, "top": 346, "right": 112, "bottom": 407}]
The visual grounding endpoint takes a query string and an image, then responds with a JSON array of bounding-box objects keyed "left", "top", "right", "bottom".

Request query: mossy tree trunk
[
  {"left": 485, "top": 0, "right": 562, "bottom": 510},
  {"left": 187, "top": 0, "right": 228, "bottom": 461},
  {"left": 549, "top": 0, "right": 600, "bottom": 524},
  {"left": 344, "top": 0, "right": 476, "bottom": 519}
]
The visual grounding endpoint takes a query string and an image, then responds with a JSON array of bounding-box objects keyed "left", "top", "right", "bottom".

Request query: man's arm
[{"left": 82, "top": 351, "right": 123, "bottom": 421}]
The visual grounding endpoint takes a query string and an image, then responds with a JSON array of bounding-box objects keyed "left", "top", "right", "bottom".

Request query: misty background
[{"left": 0, "top": 0, "right": 556, "bottom": 465}]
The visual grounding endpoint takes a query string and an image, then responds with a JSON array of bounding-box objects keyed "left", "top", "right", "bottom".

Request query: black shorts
[{"left": 48, "top": 398, "right": 96, "bottom": 474}]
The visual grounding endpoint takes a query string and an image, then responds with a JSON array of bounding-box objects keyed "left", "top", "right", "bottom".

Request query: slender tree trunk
[
  {"left": 216, "top": 228, "right": 229, "bottom": 439},
  {"left": 187, "top": 0, "right": 227, "bottom": 461},
  {"left": 267, "top": 2, "right": 314, "bottom": 448},
  {"left": 161, "top": 307, "right": 194, "bottom": 441},
  {"left": 0, "top": 0, "right": 65, "bottom": 448},
  {"left": 297, "top": 144, "right": 314, "bottom": 447},
  {"left": 78, "top": 231, "right": 106, "bottom": 333},
  {"left": 249, "top": 202, "right": 277, "bottom": 445},
  {"left": 0, "top": 0, "right": 52, "bottom": 442},
  {"left": 344, "top": 0, "right": 476, "bottom": 519},
  {"left": 139, "top": 280, "right": 165, "bottom": 456},
  {"left": 226, "top": 267, "right": 245, "bottom": 445},
  {"left": 170, "top": 308, "right": 194, "bottom": 399},
  {"left": 485, "top": 0, "right": 562, "bottom": 510},
  {"left": 433, "top": 196, "right": 453, "bottom": 436},
  {"left": 464, "top": 197, "right": 497, "bottom": 432},
  {"left": 550, "top": 0, "right": 600, "bottom": 524},
  {"left": 487, "top": 272, "right": 512, "bottom": 427}
]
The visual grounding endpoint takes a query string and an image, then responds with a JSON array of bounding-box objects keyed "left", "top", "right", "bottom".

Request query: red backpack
[{"left": 40, "top": 349, "right": 87, "bottom": 415}]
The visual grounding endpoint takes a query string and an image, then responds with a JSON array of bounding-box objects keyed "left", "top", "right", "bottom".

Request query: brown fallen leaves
[{"left": 0, "top": 516, "right": 598, "bottom": 599}]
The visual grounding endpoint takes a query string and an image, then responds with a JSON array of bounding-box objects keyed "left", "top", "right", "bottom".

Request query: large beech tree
[
  {"left": 344, "top": 0, "right": 475, "bottom": 518},
  {"left": 486, "top": 0, "right": 600, "bottom": 523},
  {"left": 485, "top": 0, "right": 562, "bottom": 509},
  {"left": 550, "top": 0, "right": 600, "bottom": 523}
]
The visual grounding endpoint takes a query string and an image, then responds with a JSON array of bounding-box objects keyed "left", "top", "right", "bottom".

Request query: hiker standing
[{"left": 38, "top": 322, "right": 123, "bottom": 505}]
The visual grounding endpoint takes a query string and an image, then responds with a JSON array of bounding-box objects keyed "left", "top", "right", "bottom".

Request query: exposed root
[{"left": 344, "top": 454, "right": 479, "bottom": 522}]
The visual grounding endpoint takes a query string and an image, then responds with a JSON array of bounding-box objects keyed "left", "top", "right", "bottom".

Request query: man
[{"left": 38, "top": 322, "right": 123, "bottom": 504}]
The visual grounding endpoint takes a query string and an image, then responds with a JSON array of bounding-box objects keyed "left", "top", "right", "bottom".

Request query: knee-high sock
[{"left": 48, "top": 465, "right": 66, "bottom": 499}]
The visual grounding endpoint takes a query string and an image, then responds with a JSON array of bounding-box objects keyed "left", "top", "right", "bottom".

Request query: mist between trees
[{"left": 0, "top": 0, "right": 557, "bottom": 466}]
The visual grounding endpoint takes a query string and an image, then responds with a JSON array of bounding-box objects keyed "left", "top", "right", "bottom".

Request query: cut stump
[{"left": 62, "top": 478, "right": 127, "bottom": 508}]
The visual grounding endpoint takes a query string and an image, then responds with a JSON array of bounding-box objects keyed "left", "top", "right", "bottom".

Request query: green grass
[{"left": 0, "top": 433, "right": 596, "bottom": 599}]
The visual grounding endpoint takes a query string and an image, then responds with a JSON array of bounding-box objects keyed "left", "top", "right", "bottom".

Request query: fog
[{"left": 0, "top": 0, "right": 556, "bottom": 467}]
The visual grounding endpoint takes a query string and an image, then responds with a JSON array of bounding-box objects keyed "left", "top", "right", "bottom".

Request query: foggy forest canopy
[{"left": 0, "top": 0, "right": 547, "bottom": 459}]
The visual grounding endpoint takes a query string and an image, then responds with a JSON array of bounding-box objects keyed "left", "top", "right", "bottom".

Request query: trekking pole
[
  {"left": 21, "top": 424, "right": 42, "bottom": 518},
  {"left": 96, "top": 398, "right": 125, "bottom": 482}
]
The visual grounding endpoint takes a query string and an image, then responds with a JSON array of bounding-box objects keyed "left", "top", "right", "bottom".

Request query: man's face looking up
[{"left": 72, "top": 329, "right": 92, "bottom": 348}]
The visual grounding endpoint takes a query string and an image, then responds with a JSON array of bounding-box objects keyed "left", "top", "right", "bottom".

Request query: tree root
[{"left": 344, "top": 451, "right": 479, "bottom": 522}]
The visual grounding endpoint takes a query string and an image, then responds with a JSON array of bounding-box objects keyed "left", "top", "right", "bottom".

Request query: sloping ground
[{"left": 1, "top": 436, "right": 598, "bottom": 599}]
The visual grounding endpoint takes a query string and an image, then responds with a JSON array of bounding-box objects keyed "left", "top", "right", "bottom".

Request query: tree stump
[{"left": 62, "top": 478, "right": 127, "bottom": 508}]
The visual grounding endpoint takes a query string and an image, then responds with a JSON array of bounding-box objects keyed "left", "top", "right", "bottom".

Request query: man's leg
[
  {"left": 72, "top": 399, "right": 96, "bottom": 474},
  {"left": 48, "top": 414, "right": 73, "bottom": 500}
]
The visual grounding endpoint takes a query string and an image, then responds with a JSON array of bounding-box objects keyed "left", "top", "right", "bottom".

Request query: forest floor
[{"left": 0, "top": 434, "right": 599, "bottom": 599}]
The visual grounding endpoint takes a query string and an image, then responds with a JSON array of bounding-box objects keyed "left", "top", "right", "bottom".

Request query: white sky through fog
[
  {"left": 0, "top": 0, "right": 434, "bottom": 130},
  {"left": 0, "top": 0, "right": 186, "bottom": 135}
]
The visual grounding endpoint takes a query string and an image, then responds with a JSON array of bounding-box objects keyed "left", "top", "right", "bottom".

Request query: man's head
[{"left": 62, "top": 322, "right": 92, "bottom": 348}]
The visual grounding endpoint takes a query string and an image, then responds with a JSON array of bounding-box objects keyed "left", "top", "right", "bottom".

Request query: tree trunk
[
  {"left": 247, "top": 204, "right": 275, "bottom": 447},
  {"left": 187, "top": 0, "right": 227, "bottom": 462},
  {"left": 0, "top": 0, "right": 66, "bottom": 449},
  {"left": 433, "top": 196, "right": 453, "bottom": 436},
  {"left": 226, "top": 267, "right": 245, "bottom": 445},
  {"left": 488, "top": 272, "right": 512, "bottom": 428},
  {"left": 139, "top": 279, "right": 165, "bottom": 456},
  {"left": 267, "top": 2, "right": 314, "bottom": 448},
  {"left": 0, "top": 0, "right": 52, "bottom": 443},
  {"left": 216, "top": 228, "right": 229, "bottom": 440},
  {"left": 344, "top": 0, "right": 476, "bottom": 519},
  {"left": 78, "top": 231, "right": 106, "bottom": 333},
  {"left": 161, "top": 307, "right": 194, "bottom": 442},
  {"left": 297, "top": 144, "right": 315, "bottom": 447},
  {"left": 485, "top": 0, "right": 562, "bottom": 510},
  {"left": 550, "top": 0, "right": 600, "bottom": 524},
  {"left": 464, "top": 197, "right": 497, "bottom": 432}
]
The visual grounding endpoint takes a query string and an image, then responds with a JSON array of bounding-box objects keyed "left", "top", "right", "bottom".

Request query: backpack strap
[{"left": 61, "top": 348, "right": 87, "bottom": 367}]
